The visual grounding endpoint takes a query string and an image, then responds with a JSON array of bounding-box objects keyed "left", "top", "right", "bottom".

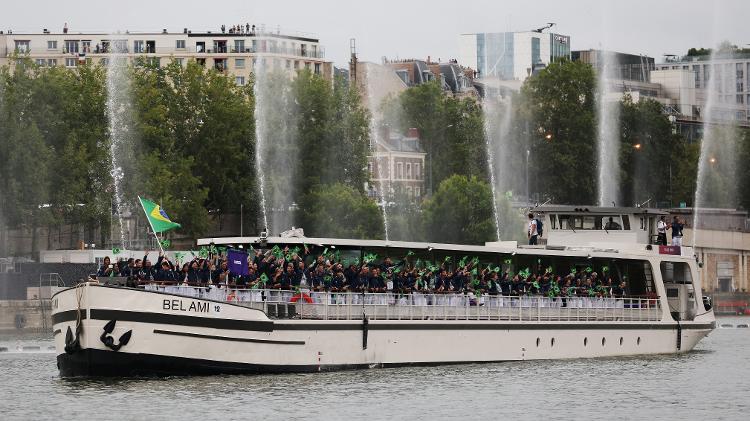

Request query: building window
[
  {"left": 14, "top": 40, "right": 30, "bottom": 53},
  {"left": 415, "top": 163, "right": 420, "bottom": 179},
  {"left": 235, "top": 58, "right": 245, "bottom": 69},
  {"left": 35, "top": 58, "right": 46, "bottom": 67},
  {"left": 305, "top": 62, "right": 311, "bottom": 70},
  {"left": 236, "top": 76, "right": 245, "bottom": 86},
  {"left": 65, "top": 58, "right": 77, "bottom": 67},
  {"left": 214, "top": 58, "right": 227, "bottom": 72},
  {"left": 196, "top": 42, "right": 205, "bottom": 53},
  {"left": 81, "top": 40, "right": 91, "bottom": 53},
  {"left": 406, "top": 163, "right": 412, "bottom": 179},
  {"left": 406, "top": 186, "right": 413, "bottom": 197},
  {"left": 176, "top": 39, "right": 186, "bottom": 49},
  {"left": 64, "top": 40, "right": 79, "bottom": 53},
  {"left": 234, "top": 40, "right": 245, "bottom": 53},
  {"left": 286, "top": 60, "right": 291, "bottom": 69},
  {"left": 415, "top": 187, "right": 420, "bottom": 198},
  {"left": 737, "top": 95, "right": 744, "bottom": 104},
  {"left": 133, "top": 40, "right": 144, "bottom": 53},
  {"left": 397, "top": 162, "right": 403, "bottom": 179},
  {"left": 174, "top": 57, "right": 184, "bottom": 66},
  {"left": 294, "top": 60, "right": 299, "bottom": 69},
  {"left": 47, "top": 40, "right": 57, "bottom": 50},
  {"left": 47, "top": 58, "right": 57, "bottom": 66},
  {"left": 314, "top": 63, "right": 321, "bottom": 75}
]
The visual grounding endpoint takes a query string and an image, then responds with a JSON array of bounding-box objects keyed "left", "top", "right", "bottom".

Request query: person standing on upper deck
[
  {"left": 527, "top": 213, "right": 539, "bottom": 245},
  {"left": 670, "top": 216, "right": 684, "bottom": 247},
  {"left": 657, "top": 216, "right": 668, "bottom": 245}
]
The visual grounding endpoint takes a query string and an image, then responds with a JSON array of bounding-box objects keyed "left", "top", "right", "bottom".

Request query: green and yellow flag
[{"left": 138, "top": 197, "right": 181, "bottom": 233}]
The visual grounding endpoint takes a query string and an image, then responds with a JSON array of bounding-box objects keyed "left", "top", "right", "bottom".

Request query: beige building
[
  {"left": 0, "top": 25, "right": 333, "bottom": 84},
  {"left": 670, "top": 208, "right": 750, "bottom": 293},
  {"left": 367, "top": 128, "right": 427, "bottom": 203}
]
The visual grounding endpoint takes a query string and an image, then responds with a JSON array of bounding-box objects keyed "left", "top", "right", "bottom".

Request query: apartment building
[
  {"left": 459, "top": 30, "right": 571, "bottom": 82},
  {"left": 0, "top": 25, "right": 333, "bottom": 85},
  {"left": 655, "top": 54, "right": 750, "bottom": 125}
]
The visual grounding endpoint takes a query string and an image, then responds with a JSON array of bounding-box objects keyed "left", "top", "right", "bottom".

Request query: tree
[
  {"left": 738, "top": 129, "right": 750, "bottom": 210},
  {"left": 298, "top": 183, "right": 383, "bottom": 239},
  {"left": 130, "top": 63, "right": 210, "bottom": 238},
  {"left": 423, "top": 175, "right": 496, "bottom": 245},
  {"left": 520, "top": 60, "right": 597, "bottom": 204},
  {"left": 619, "top": 97, "right": 695, "bottom": 207},
  {"left": 384, "top": 82, "right": 487, "bottom": 193}
]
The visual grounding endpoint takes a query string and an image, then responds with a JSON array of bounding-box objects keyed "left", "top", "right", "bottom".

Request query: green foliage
[
  {"left": 298, "top": 183, "right": 383, "bottom": 239},
  {"left": 521, "top": 60, "right": 597, "bottom": 204},
  {"left": 739, "top": 130, "right": 750, "bottom": 211},
  {"left": 696, "top": 125, "right": 740, "bottom": 208},
  {"left": 129, "top": 60, "right": 256, "bottom": 237},
  {"left": 423, "top": 175, "right": 496, "bottom": 245},
  {"left": 619, "top": 97, "right": 696, "bottom": 207},
  {"left": 383, "top": 82, "right": 487, "bottom": 192}
]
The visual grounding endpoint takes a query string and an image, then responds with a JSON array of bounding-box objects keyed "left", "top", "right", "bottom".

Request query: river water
[{"left": 1, "top": 317, "right": 748, "bottom": 421}]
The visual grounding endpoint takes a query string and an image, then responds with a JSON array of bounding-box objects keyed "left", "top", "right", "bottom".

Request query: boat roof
[
  {"left": 196, "top": 235, "right": 693, "bottom": 261},
  {"left": 198, "top": 236, "right": 499, "bottom": 253},
  {"left": 531, "top": 205, "right": 669, "bottom": 216}
]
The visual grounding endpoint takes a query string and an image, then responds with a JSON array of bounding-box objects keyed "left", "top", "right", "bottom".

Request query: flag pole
[{"left": 139, "top": 196, "right": 165, "bottom": 255}]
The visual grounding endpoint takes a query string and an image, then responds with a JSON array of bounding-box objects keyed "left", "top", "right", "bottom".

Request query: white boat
[{"left": 52, "top": 206, "right": 715, "bottom": 376}]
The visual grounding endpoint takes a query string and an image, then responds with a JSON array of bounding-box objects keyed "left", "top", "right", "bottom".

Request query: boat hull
[{"left": 52, "top": 284, "right": 715, "bottom": 377}]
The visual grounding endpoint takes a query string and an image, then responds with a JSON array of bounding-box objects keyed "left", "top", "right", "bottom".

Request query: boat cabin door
[
  {"left": 664, "top": 283, "right": 695, "bottom": 321},
  {"left": 661, "top": 261, "right": 697, "bottom": 321}
]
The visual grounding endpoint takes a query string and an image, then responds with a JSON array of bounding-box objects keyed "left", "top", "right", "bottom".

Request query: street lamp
[
  {"left": 544, "top": 133, "right": 553, "bottom": 141},
  {"left": 633, "top": 143, "right": 642, "bottom": 150},
  {"left": 709, "top": 157, "right": 717, "bottom": 164},
  {"left": 525, "top": 149, "right": 530, "bottom": 204}
]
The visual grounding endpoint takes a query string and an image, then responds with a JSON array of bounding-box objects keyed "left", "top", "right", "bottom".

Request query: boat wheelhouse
[{"left": 51, "top": 206, "right": 715, "bottom": 377}]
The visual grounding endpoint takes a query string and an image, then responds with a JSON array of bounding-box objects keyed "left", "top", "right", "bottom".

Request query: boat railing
[{"left": 142, "top": 285, "right": 661, "bottom": 322}]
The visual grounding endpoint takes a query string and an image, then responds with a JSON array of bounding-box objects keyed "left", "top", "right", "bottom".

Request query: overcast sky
[{"left": 3, "top": 0, "right": 748, "bottom": 67}]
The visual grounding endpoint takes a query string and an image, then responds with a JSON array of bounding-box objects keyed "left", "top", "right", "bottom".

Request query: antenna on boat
[{"left": 637, "top": 198, "right": 652, "bottom": 208}]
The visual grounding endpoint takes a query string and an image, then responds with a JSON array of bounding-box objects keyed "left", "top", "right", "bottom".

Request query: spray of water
[
  {"left": 253, "top": 60, "right": 270, "bottom": 233},
  {"left": 596, "top": 50, "right": 621, "bottom": 207},
  {"left": 253, "top": 60, "right": 298, "bottom": 235},
  {"left": 105, "top": 44, "right": 131, "bottom": 249},
  {"left": 362, "top": 64, "right": 395, "bottom": 240},
  {"left": 482, "top": 94, "right": 507, "bottom": 241},
  {"left": 692, "top": 47, "right": 739, "bottom": 247}
]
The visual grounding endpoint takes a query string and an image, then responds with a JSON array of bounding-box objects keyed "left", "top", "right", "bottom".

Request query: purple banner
[{"left": 227, "top": 249, "right": 249, "bottom": 276}]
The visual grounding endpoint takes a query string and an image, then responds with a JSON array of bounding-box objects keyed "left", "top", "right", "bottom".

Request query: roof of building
[
  {"left": 380, "top": 135, "right": 423, "bottom": 153},
  {"left": 531, "top": 205, "right": 669, "bottom": 215}
]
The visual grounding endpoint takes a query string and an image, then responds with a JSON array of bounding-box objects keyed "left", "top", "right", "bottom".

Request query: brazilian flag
[{"left": 139, "top": 197, "right": 181, "bottom": 233}]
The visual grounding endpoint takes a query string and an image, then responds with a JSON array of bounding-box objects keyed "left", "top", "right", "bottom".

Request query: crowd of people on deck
[{"left": 96, "top": 245, "right": 630, "bottom": 299}]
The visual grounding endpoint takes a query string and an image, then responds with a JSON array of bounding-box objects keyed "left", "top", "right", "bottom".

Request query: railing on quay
[{"left": 142, "top": 285, "right": 662, "bottom": 322}]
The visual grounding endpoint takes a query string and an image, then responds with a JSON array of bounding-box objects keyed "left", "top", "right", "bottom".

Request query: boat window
[
  {"left": 602, "top": 216, "right": 622, "bottom": 230},
  {"left": 555, "top": 215, "right": 625, "bottom": 230},
  {"left": 622, "top": 215, "right": 630, "bottom": 230},
  {"left": 660, "top": 261, "right": 693, "bottom": 285}
]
